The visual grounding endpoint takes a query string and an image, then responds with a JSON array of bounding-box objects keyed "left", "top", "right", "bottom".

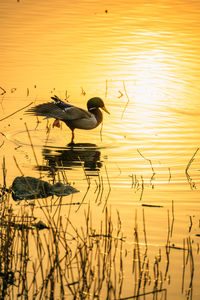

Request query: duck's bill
[{"left": 102, "top": 106, "right": 110, "bottom": 114}]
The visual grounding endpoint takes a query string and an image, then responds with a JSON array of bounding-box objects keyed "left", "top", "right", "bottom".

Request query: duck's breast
[{"left": 70, "top": 114, "right": 98, "bottom": 130}]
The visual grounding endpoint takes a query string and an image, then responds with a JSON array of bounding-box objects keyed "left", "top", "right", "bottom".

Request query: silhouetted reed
[{"left": 185, "top": 148, "right": 199, "bottom": 190}]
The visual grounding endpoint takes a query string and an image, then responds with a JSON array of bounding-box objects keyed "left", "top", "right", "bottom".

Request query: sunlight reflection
[
  {"left": 123, "top": 49, "right": 182, "bottom": 106},
  {"left": 110, "top": 46, "right": 184, "bottom": 136}
]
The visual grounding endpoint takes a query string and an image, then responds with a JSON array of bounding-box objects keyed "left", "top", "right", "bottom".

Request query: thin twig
[
  {"left": 102, "top": 165, "right": 111, "bottom": 212},
  {"left": 24, "top": 122, "right": 39, "bottom": 167},
  {"left": 0, "top": 102, "right": 33, "bottom": 122},
  {"left": 100, "top": 80, "right": 108, "bottom": 142},
  {"left": 189, "top": 216, "right": 193, "bottom": 233},
  {"left": 0, "top": 140, "right": 5, "bottom": 149},
  {"left": 139, "top": 175, "right": 144, "bottom": 201},
  {"left": 117, "top": 289, "right": 167, "bottom": 300},
  {"left": 100, "top": 122, "right": 103, "bottom": 142},
  {"left": 0, "top": 86, "right": 6, "bottom": 95},
  {"left": 186, "top": 148, "right": 199, "bottom": 173},
  {"left": 137, "top": 149, "right": 155, "bottom": 174},
  {"left": 185, "top": 148, "right": 199, "bottom": 189},
  {"left": 121, "top": 81, "right": 131, "bottom": 120},
  {"left": 168, "top": 167, "right": 171, "bottom": 183},
  {"left": 105, "top": 79, "right": 108, "bottom": 99},
  {"left": 170, "top": 200, "right": 174, "bottom": 237}
]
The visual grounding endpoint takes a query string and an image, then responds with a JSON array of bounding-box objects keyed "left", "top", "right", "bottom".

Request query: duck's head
[{"left": 87, "top": 97, "right": 110, "bottom": 114}]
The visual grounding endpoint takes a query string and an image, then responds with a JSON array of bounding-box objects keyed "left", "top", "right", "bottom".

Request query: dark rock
[{"left": 11, "top": 176, "right": 79, "bottom": 201}]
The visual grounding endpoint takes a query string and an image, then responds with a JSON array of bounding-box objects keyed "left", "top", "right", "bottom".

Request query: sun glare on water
[
  {"left": 115, "top": 48, "right": 184, "bottom": 135},
  {"left": 123, "top": 49, "right": 179, "bottom": 107}
]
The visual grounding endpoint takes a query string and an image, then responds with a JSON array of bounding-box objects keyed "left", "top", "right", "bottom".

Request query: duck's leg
[
  {"left": 71, "top": 130, "right": 75, "bottom": 144},
  {"left": 53, "top": 119, "right": 61, "bottom": 128}
]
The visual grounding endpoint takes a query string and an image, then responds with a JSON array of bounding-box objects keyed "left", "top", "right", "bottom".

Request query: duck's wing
[{"left": 26, "top": 97, "right": 91, "bottom": 121}]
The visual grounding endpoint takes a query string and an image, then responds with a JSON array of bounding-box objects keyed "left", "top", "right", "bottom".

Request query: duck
[{"left": 26, "top": 95, "right": 110, "bottom": 144}]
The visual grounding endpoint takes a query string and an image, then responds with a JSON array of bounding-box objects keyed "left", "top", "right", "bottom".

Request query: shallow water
[{"left": 1, "top": 0, "right": 200, "bottom": 299}]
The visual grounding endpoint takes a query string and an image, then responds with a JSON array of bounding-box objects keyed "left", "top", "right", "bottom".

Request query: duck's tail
[{"left": 25, "top": 102, "right": 57, "bottom": 119}]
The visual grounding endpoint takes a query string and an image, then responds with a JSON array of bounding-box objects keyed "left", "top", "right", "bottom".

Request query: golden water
[{"left": 1, "top": 0, "right": 200, "bottom": 299}]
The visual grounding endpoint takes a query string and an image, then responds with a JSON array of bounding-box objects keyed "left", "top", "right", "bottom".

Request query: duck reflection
[{"left": 38, "top": 143, "right": 103, "bottom": 177}]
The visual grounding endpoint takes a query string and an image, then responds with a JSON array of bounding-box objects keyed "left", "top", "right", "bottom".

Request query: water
[{"left": 1, "top": 0, "right": 200, "bottom": 299}]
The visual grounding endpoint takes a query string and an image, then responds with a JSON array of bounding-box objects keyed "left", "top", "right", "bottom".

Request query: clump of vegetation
[{"left": 0, "top": 156, "right": 196, "bottom": 299}]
